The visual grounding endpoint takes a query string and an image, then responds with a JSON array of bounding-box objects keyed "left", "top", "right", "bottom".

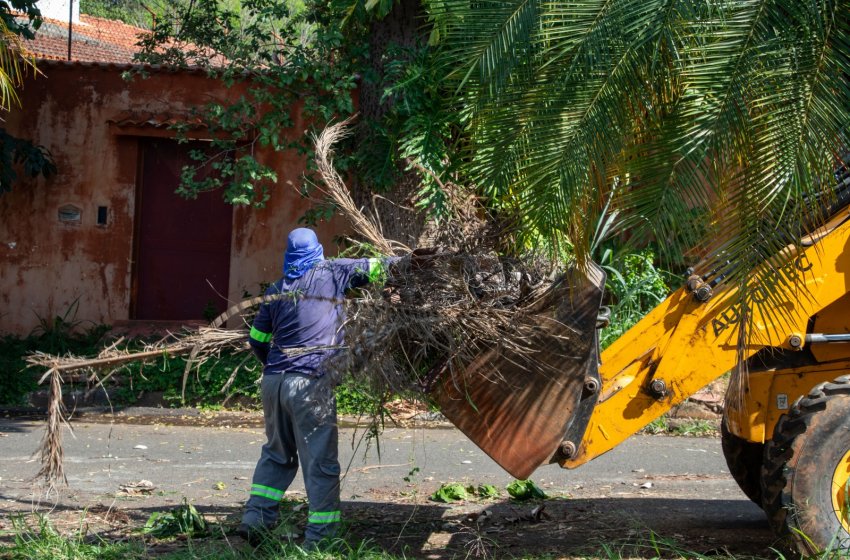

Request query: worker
[{"left": 237, "top": 227, "right": 399, "bottom": 548}]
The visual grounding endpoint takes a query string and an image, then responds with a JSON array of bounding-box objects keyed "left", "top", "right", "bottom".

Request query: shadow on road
[
  {"left": 0, "top": 415, "right": 42, "bottom": 434},
  {"left": 0, "top": 495, "right": 777, "bottom": 559}
]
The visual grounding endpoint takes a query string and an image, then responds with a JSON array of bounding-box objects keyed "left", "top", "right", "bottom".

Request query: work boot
[{"left": 235, "top": 523, "right": 265, "bottom": 547}]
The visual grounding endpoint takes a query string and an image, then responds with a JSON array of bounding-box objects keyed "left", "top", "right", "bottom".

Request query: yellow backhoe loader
[{"left": 432, "top": 172, "right": 850, "bottom": 556}]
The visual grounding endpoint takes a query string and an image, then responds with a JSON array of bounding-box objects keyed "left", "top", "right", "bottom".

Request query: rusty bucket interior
[{"left": 431, "top": 264, "right": 606, "bottom": 479}]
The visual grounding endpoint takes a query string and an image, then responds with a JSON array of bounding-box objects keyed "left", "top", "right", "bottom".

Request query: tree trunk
[{"left": 352, "top": 0, "right": 429, "bottom": 249}]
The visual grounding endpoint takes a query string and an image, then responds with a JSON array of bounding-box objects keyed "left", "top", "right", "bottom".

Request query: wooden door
[{"left": 132, "top": 139, "right": 233, "bottom": 321}]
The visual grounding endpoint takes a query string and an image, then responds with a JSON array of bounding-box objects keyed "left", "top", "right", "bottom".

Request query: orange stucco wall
[{"left": 0, "top": 63, "right": 347, "bottom": 335}]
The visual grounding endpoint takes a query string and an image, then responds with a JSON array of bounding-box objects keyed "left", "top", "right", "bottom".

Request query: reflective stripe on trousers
[{"left": 242, "top": 373, "right": 340, "bottom": 542}]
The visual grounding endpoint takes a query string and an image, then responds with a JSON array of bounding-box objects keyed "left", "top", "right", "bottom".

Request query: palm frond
[
  {"left": 426, "top": 0, "right": 850, "bottom": 345},
  {"left": 0, "top": 17, "right": 38, "bottom": 112}
]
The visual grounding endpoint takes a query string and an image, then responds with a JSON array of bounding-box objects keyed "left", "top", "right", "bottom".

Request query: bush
[
  {"left": 599, "top": 248, "right": 676, "bottom": 349},
  {"left": 0, "top": 322, "right": 110, "bottom": 406}
]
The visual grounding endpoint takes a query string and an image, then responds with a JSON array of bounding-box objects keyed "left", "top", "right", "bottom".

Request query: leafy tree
[
  {"left": 133, "top": 0, "right": 360, "bottom": 207},
  {"left": 0, "top": 128, "right": 55, "bottom": 193},
  {"left": 78, "top": 0, "right": 154, "bottom": 27}
]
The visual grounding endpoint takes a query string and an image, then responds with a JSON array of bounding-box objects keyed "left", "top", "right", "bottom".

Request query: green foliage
[
  {"left": 130, "top": 1, "right": 467, "bottom": 223},
  {"left": 642, "top": 416, "right": 669, "bottom": 436},
  {"left": 641, "top": 416, "right": 718, "bottom": 437},
  {"left": 426, "top": 0, "right": 850, "bottom": 325},
  {"left": 6, "top": 511, "right": 404, "bottom": 559},
  {"left": 334, "top": 377, "right": 376, "bottom": 415},
  {"left": 0, "top": 128, "right": 56, "bottom": 194},
  {"left": 142, "top": 500, "right": 207, "bottom": 538},
  {"left": 132, "top": 0, "right": 359, "bottom": 209},
  {"left": 0, "top": 324, "right": 390, "bottom": 412},
  {"left": 9, "top": 514, "right": 144, "bottom": 559},
  {"left": 78, "top": 0, "right": 152, "bottom": 27},
  {"left": 0, "top": 335, "right": 38, "bottom": 405},
  {"left": 0, "top": 305, "right": 110, "bottom": 405},
  {"left": 4, "top": 512, "right": 787, "bottom": 560},
  {"left": 1, "top": 0, "right": 42, "bottom": 40},
  {"left": 429, "top": 481, "right": 501, "bottom": 503},
  {"left": 506, "top": 479, "right": 547, "bottom": 501},
  {"left": 0, "top": 0, "right": 56, "bottom": 197},
  {"left": 402, "top": 466, "right": 419, "bottom": 483},
  {"left": 476, "top": 483, "right": 500, "bottom": 499},
  {"left": 671, "top": 419, "right": 717, "bottom": 437},
  {"left": 430, "top": 482, "right": 468, "bottom": 503},
  {"left": 117, "top": 348, "right": 261, "bottom": 408},
  {"left": 599, "top": 249, "right": 674, "bottom": 349},
  {"left": 356, "top": 42, "right": 459, "bottom": 216}
]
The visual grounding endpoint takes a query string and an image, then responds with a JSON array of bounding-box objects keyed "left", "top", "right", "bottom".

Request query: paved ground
[{"left": 0, "top": 415, "right": 776, "bottom": 558}]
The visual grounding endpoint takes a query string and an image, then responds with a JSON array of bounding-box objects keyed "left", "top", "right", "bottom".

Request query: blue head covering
[{"left": 283, "top": 228, "right": 324, "bottom": 279}]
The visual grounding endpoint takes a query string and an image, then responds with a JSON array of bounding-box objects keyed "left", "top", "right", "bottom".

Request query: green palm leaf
[{"left": 428, "top": 0, "right": 850, "bottom": 325}]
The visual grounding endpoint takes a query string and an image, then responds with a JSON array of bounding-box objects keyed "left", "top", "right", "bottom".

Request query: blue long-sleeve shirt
[{"left": 248, "top": 257, "right": 396, "bottom": 377}]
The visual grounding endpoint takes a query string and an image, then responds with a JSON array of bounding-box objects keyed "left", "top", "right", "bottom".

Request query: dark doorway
[{"left": 132, "top": 138, "right": 233, "bottom": 321}]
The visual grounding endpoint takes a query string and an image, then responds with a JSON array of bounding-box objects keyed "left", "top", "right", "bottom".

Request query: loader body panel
[{"left": 570, "top": 208, "right": 850, "bottom": 467}]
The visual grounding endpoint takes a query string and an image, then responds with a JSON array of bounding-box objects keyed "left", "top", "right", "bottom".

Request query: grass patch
[
  {"left": 640, "top": 416, "right": 718, "bottom": 437},
  {"left": 2, "top": 513, "right": 402, "bottom": 560},
  {"left": 1, "top": 515, "right": 785, "bottom": 559},
  {"left": 4, "top": 515, "right": 145, "bottom": 559},
  {"left": 587, "top": 530, "right": 752, "bottom": 559},
  {"left": 670, "top": 418, "right": 717, "bottom": 437}
]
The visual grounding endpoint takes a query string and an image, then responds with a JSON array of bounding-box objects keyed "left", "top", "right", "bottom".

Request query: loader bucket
[{"left": 431, "top": 263, "right": 606, "bottom": 480}]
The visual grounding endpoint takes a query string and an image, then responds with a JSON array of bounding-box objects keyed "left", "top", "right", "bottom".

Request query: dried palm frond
[
  {"left": 312, "top": 120, "right": 585, "bottom": 409},
  {"left": 34, "top": 368, "right": 67, "bottom": 490},
  {"left": 312, "top": 115, "right": 407, "bottom": 255},
  {"left": 26, "top": 326, "right": 256, "bottom": 485}
]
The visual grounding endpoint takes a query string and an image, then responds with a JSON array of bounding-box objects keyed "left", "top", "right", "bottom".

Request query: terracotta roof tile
[
  {"left": 108, "top": 112, "right": 208, "bottom": 130},
  {"left": 24, "top": 14, "right": 146, "bottom": 64}
]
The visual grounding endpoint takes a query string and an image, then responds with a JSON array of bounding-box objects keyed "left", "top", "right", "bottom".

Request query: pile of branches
[{"left": 315, "top": 118, "right": 568, "bottom": 401}]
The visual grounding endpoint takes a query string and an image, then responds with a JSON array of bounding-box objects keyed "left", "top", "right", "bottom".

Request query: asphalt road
[
  {"left": 0, "top": 415, "right": 753, "bottom": 505},
  {"left": 0, "top": 418, "right": 775, "bottom": 560}
]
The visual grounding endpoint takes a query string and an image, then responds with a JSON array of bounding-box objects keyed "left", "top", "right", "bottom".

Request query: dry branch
[
  {"left": 35, "top": 369, "right": 68, "bottom": 489},
  {"left": 312, "top": 116, "right": 408, "bottom": 255}
]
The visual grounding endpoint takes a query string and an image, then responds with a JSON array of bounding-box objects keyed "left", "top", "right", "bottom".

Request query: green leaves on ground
[
  {"left": 430, "top": 483, "right": 468, "bottom": 503},
  {"left": 429, "top": 482, "right": 509, "bottom": 502},
  {"left": 476, "top": 483, "right": 500, "bottom": 499},
  {"left": 506, "top": 479, "right": 547, "bottom": 501},
  {"left": 141, "top": 501, "right": 207, "bottom": 538}
]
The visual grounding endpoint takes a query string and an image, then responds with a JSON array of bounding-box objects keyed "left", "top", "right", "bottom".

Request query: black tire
[
  {"left": 721, "top": 416, "right": 764, "bottom": 506},
  {"left": 761, "top": 375, "right": 850, "bottom": 556}
]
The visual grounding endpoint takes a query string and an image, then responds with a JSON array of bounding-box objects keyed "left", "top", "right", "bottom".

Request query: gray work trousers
[{"left": 242, "top": 373, "right": 340, "bottom": 542}]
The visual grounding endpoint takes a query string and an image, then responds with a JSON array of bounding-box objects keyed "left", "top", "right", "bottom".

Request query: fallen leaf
[
  {"left": 531, "top": 504, "right": 550, "bottom": 522},
  {"left": 118, "top": 480, "right": 155, "bottom": 495}
]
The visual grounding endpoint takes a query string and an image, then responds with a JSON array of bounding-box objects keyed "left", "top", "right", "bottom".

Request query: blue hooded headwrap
[{"left": 283, "top": 228, "right": 324, "bottom": 280}]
